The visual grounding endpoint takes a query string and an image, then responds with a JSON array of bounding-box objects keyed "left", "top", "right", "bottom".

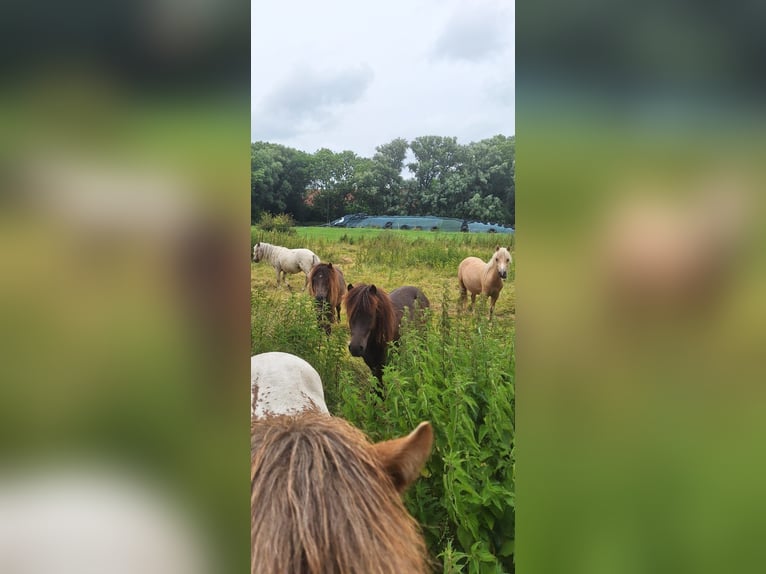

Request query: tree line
[{"left": 252, "top": 135, "right": 515, "bottom": 226}]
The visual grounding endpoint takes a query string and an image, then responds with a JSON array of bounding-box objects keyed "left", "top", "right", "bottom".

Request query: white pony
[
  {"left": 251, "top": 352, "right": 329, "bottom": 419},
  {"left": 458, "top": 246, "right": 512, "bottom": 319},
  {"left": 252, "top": 242, "right": 320, "bottom": 290}
]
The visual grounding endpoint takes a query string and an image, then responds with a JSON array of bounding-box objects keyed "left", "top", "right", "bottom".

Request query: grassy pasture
[
  {"left": 251, "top": 227, "right": 515, "bottom": 318},
  {"left": 252, "top": 227, "right": 515, "bottom": 573}
]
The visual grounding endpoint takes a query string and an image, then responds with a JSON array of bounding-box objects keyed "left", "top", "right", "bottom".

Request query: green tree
[
  {"left": 308, "top": 149, "right": 360, "bottom": 223},
  {"left": 371, "top": 137, "right": 409, "bottom": 214},
  {"left": 251, "top": 142, "right": 312, "bottom": 223},
  {"left": 461, "top": 135, "right": 515, "bottom": 225},
  {"left": 251, "top": 134, "right": 514, "bottom": 226},
  {"left": 407, "top": 136, "right": 465, "bottom": 217}
]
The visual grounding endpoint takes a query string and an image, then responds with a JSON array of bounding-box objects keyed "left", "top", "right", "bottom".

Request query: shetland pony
[
  {"left": 251, "top": 352, "right": 329, "bottom": 419},
  {"left": 253, "top": 241, "right": 320, "bottom": 290},
  {"left": 344, "top": 284, "right": 430, "bottom": 383},
  {"left": 307, "top": 263, "right": 347, "bottom": 335},
  {"left": 251, "top": 412, "right": 434, "bottom": 574},
  {"left": 458, "top": 246, "right": 512, "bottom": 319}
]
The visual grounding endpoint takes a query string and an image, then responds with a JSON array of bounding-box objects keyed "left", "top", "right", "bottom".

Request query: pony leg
[
  {"left": 469, "top": 293, "right": 476, "bottom": 311},
  {"left": 489, "top": 295, "right": 498, "bottom": 320},
  {"left": 302, "top": 274, "right": 309, "bottom": 292},
  {"left": 458, "top": 283, "right": 468, "bottom": 310},
  {"left": 275, "top": 268, "right": 281, "bottom": 288}
]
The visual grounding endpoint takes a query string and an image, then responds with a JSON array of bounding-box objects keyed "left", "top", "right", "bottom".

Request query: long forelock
[
  {"left": 345, "top": 285, "right": 397, "bottom": 345},
  {"left": 308, "top": 265, "right": 325, "bottom": 297},
  {"left": 491, "top": 248, "right": 510, "bottom": 269},
  {"left": 251, "top": 414, "right": 429, "bottom": 574}
]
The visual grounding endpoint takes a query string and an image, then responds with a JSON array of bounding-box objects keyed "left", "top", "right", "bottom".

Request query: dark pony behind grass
[
  {"left": 344, "top": 283, "right": 430, "bottom": 384},
  {"left": 251, "top": 411, "right": 434, "bottom": 574},
  {"left": 307, "top": 263, "right": 347, "bottom": 335}
]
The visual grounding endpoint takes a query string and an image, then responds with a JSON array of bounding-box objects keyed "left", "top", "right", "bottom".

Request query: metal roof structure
[{"left": 328, "top": 214, "right": 514, "bottom": 234}]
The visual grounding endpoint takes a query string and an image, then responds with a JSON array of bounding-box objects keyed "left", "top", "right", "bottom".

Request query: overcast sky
[{"left": 251, "top": 0, "right": 514, "bottom": 157}]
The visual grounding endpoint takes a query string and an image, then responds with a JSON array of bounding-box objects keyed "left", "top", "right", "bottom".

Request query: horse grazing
[
  {"left": 251, "top": 412, "right": 434, "bottom": 574},
  {"left": 253, "top": 241, "right": 320, "bottom": 290},
  {"left": 458, "top": 246, "right": 512, "bottom": 319},
  {"left": 307, "top": 263, "right": 347, "bottom": 335},
  {"left": 251, "top": 352, "right": 329, "bottom": 419},
  {"left": 344, "top": 284, "right": 430, "bottom": 383}
]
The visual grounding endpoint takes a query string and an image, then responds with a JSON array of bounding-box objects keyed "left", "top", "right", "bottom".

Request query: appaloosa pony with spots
[
  {"left": 251, "top": 412, "right": 434, "bottom": 574},
  {"left": 307, "top": 263, "right": 347, "bottom": 335},
  {"left": 458, "top": 245, "right": 512, "bottom": 319},
  {"left": 344, "top": 284, "right": 430, "bottom": 384},
  {"left": 251, "top": 352, "right": 329, "bottom": 419},
  {"left": 252, "top": 241, "right": 320, "bottom": 290}
]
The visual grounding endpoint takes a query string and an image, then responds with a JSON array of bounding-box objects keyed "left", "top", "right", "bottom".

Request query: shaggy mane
[
  {"left": 344, "top": 283, "right": 397, "bottom": 346},
  {"left": 251, "top": 412, "right": 429, "bottom": 574}
]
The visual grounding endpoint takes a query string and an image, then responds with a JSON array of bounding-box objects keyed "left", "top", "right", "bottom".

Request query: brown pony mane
[
  {"left": 344, "top": 284, "right": 398, "bottom": 345},
  {"left": 251, "top": 412, "right": 429, "bottom": 574},
  {"left": 308, "top": 263, "right": 342, "bottom": 307}
]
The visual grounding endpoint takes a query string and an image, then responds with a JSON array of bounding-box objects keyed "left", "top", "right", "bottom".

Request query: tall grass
[{"left": 251, "top": 280, "right": 515, "bottom": 573}]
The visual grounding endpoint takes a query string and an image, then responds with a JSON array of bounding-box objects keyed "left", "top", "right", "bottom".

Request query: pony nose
[
  {"left": 499, "top": 269, "right": 507, "bottom": 279},
  {"left": 348, "top": 343, "right": 364, "bottom": 357}
]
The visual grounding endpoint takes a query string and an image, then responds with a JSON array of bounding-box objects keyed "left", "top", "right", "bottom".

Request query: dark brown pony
[
  {"left": 344, "top": 284, "right": 430, "bottom": 383},
  {"left": 251, "top": 412, "right": 434, "bottom": 574},
  {"left": 307, "top": 263, "right": 347, "bottom": 334}
]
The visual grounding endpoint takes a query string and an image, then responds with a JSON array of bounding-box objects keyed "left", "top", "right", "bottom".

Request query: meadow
[{"left": 251, "top": 227, "right": 515, "bottom": 573}]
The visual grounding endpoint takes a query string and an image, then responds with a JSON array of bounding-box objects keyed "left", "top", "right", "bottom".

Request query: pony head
[
  {"left": 308, "top": 262, "right": 335, "bottom": 303},
  {"left": 308, "top": 263, "right": 345, "bottom": 333},
  {"left": 252, "top": 242, "right": 262, "bottom": 262},
  {"left": 493, "top": 246, "right": 512, "bottom": 280},
  {"left": 344, "top": 283, "right": 396, "bottom": 357},
  {"left": 251, "top": 413, "right": 434, "bottom": 574}
]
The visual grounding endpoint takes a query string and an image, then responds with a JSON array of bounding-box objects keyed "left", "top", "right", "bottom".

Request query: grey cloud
[
  {"left": 254, "top": 64, "right": 374, "bottom": 140},
  {"left": 485, "top": 76, "right": 514, "bottom": 107},
  {"left": 432, "top": 5, "right": 509, "bottom": 63}
]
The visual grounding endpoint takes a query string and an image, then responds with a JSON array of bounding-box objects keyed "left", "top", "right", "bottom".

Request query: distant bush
[{"left": 256, "top": 212, "right": 296, "bottom": 234}]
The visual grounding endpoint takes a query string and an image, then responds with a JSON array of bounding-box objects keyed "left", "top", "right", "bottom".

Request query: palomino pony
[
  {"left": 458, "top": 246, "right": 512, "bottom": 319},
  {"left": 307, "top": 263, "right": 347, "bottom": 335},
  {"left": 344, "top": 284, "right": 430, "bottom": 384},
  {"left": 251, "top": 412, "right": 434, "bottom": 574},
  {"left": 251, "top": 352, "right": 329, "bottom": 419},
  {"left": 253, "top": 241, "right": 320, "bottom": 290}
]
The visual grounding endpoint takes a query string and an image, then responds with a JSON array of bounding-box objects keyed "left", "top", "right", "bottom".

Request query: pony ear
[
  {"left": 369, "top": 284, "right": 377, "bottom": 294},
  {"left": 347, "top": 283, "right": 353, "bottom": 291},
  {"left": 495, "top": 245, "right": 500, "bottom": 251},
  {"left": 372, "top": 422, "right": 434, "bottom": 493},
  {"left": 327, "top": 262, "right": 333, "bottom": 269}
]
